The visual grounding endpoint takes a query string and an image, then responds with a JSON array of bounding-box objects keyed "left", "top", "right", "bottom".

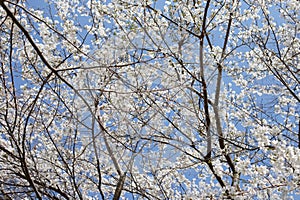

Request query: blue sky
[{"left": 11, "top": 0, "right": 300, "bottom": 199}]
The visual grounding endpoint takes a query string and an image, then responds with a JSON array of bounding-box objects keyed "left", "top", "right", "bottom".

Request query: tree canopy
[{"left": 0, "top": 0, "right": 299, "bottom": 199}]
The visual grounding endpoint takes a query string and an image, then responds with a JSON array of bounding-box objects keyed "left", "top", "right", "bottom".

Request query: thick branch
[
  {"left": 200, "top": 0, "right": 212, "bottom": 160},
  {"left": 213, "top": 3, "right": 237, "bottom": 187},
  {"left": 113, "top": 173, "right": 126, "bottom": 200},
  {"left": 97, "top": 117, "right": 126, "bottom": 199}
]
